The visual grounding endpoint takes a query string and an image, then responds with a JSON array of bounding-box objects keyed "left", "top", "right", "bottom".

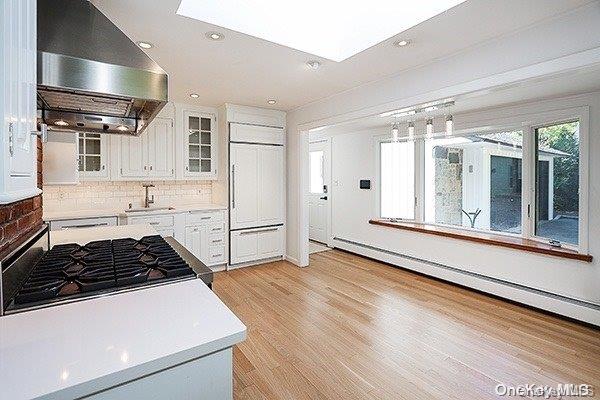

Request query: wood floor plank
[{"left": 214, "top": 250, "right": 600, "bottom": 400}]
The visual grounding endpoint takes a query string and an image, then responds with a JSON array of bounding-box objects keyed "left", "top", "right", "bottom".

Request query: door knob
[{"left": 320, "top": 196, "right": 328, "bottom": 200}]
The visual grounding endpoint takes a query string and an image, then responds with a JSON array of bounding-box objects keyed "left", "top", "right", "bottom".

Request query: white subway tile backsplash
[{"left": 43, "top": 180, "right": 213, "bottom": 212}]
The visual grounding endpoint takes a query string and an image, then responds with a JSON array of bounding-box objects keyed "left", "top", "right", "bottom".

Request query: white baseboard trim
[{"left": 333, "top": 237, "right": 600, "bottom": 327}]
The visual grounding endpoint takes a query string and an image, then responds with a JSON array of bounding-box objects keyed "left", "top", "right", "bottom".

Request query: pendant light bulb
[
  {"left": 407, "top": 121, "right": 415, "bottom": 139},
  {"left": 445, "top": 114, "right": 453, "bottom": 136},
  {"left": 391, "top": 122, "right": 399, "bottom": 142},
  {"left": 426, "top": 118, "right": 434, "bottom": 138}
]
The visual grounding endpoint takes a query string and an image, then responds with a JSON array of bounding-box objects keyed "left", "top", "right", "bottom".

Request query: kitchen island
[{"left": 0, "top": 224, "right": 246, "bottom": 400}]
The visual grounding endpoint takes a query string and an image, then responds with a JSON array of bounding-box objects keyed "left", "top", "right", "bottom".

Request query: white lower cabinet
[
  {"left": 184, "top": 210, "right": 226, "bottom": 267},
  {"left": 230, "top": 226, "right": 284, "bottom": 265},
  {"left": 49, "top": 217, "right": 118, "bottom": 231}
]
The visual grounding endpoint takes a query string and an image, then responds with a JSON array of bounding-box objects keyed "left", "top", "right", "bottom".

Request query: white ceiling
[{"left": 93, "top": 0, "right": 592, "bottom": 111}]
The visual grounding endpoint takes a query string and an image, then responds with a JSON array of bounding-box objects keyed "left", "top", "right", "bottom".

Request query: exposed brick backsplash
[{"left": 0, "top": 138, "right": 44, "bottom": 258}]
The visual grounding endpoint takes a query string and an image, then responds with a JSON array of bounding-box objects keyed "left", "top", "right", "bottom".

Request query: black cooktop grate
[{"left": 8, "top": 235, "right": 195, "bottom": 310}]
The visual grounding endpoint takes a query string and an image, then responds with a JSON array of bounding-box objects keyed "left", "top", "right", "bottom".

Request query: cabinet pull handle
[
  {"left": 61, "top": 222, "right": 108, "bottom": 230},
  {"left": 212, "top": 254, "right": 223, "bottom": 258},
  {"left": 149, "top": 165, "right": 153, "bottom": 171},
  {"left": 149, "top": 222, "right": 160, "bottom": 225},
  {"left": 144, "top": 165, "right": 147, "bottom": 170},
  {"left": 212, "top": 239, "right": 222, "bottom": 243},
  {"left": 193, "top": 228, "right": 199, "bottom": 232},
  {"left": 211, "top": 227, "right": 220, "bottom": 231},
  {"left": 240, "top": 227, "right": 279, "bottom": 235},
  {"left": 200, "top": 216, "right": 211, "bottom": 220},
  {"left": 231, "top": 164, "right": 235, "bottom": 209}
]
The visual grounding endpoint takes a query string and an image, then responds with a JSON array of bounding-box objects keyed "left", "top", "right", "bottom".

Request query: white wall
[{"left": 285, "top": 3, "right": 600, "bottom": 324}]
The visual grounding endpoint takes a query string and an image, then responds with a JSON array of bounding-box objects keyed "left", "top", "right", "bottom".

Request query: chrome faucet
[{"left": 142, "top": 183, "right": 155, "bottom": 208}]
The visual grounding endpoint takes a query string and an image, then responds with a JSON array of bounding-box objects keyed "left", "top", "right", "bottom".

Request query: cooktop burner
[{"left": 7, "top": 235, "right": 196, "bottom": 311}]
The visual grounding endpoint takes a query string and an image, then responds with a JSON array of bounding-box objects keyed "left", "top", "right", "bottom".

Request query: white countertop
[
  {"left": 1, "top": 224, "right": 246, "bottom": 400},
  {"left": 43, "top": 203, "right": 227, "bottom": 222}
]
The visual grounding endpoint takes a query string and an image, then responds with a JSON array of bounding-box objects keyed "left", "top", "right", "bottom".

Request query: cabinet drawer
[
  {"left": 50, "top": 217, "right": 118, "bottom": 231},
  {"left": 208, "top": 246, "right": 226, "bottom": 264},
  {"left": 186, "top": 210, "right": 222, "bottom": 226},
  {"left": 208, "top": 234, "right": 225, "bottom": 246},
  {"left": 230, "top": 226, "right": 284, "bottom": 264},
  {"left": 129, "top": 215, "right": 174, "bottom": 228}
]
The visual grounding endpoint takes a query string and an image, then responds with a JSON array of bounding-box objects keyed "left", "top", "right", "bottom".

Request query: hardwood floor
[{"left": 214, "top": 250, "right": 600, "bottom": 400}]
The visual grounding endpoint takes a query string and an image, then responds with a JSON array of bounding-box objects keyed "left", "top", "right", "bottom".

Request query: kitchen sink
[{"left": 124, "top": 206, "right": 176, "bottom": 213}]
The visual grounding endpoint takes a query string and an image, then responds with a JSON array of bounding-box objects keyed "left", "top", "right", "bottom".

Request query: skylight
[{"left": 176, "top": 0, "right": 466, "bottom": 62}]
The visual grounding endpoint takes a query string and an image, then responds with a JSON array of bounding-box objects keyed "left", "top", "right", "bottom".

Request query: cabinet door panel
[
  {"left": 185, "top": 226, "right": 202, "bottom": 260},
  {"left": 258, "top": 146, "right": 284, "bottom": 225},
  {"left": 120, "top": 134, "right": 147, "bottom": 177},
  {"left": 230, "top": 144, "right": 259, "bottom": 229},
  {"left": 148, "top": 118, "right": 174, "bottom": 178}
]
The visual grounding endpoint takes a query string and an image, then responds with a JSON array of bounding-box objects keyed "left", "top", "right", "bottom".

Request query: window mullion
[{"left": 521, "top": 125, "right": 533, "bottom": 240}]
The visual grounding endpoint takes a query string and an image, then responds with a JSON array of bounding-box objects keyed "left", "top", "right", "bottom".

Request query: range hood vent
[{"left": 37, "top": 0, "right": 168, "bottom": 135}]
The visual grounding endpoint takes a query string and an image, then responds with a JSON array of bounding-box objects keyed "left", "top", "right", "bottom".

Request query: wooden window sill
[{"left": 369, "top": 219, "right": 593, "bottom": 262}]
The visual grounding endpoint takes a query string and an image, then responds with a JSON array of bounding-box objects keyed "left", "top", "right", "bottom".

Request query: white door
[
  {"left": 230, "top": 143, "right": 259, "bottom": 229},
  {"left": 258, "top": 145, "right": 285, "bottom": 226},
  {"left": 309, "top": 141, "right": 330, "bottom": 244},
  {"left": 120, "top": 134, "right": 147, "bottom": 177},
  {"left": 147, "top": 118, "right": 174, "bottom": 178}
]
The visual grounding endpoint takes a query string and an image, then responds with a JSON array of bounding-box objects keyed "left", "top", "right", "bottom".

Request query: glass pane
[
  {"left": 310, "top": 151, "right": 324, "bottom": 194},
  {"left": 85, "top": 138, "right": 101, "bottom": 155},
  {"left": 535, "top": 121, "right": 579, "bottom": 245},
  {"left": 189, "top": 116, "right": 199, "bottom": 130},
  {"left": 380, "top": 141, "right": 414, "bottom": 220},
  {"left": 78, "top": 155, "right": 84, "bottom": 171},
  {"left": 85, "top": 155, "right": 101, "bottom": 171},
  {"left": 201, "top": 160, "right": 211, "bottom": 172},
  {"left": 201, "top": 145, "right": 211, "bottom": 158},
  {"left": 189, "top": 145, "right": 200, "bottom": 159},
  {"left": 201, "top": 117, "right": 211, "bottom": 131},
  {"left": 79, "top": 138, "right": 84, "bottom": 154},
  {"left": 189, "top": 131, "right": 199, "bottom": 144},
  {"left": 189, "top": 159, "right": 200, "bottom": 172},
  {"left": 424, "top": 131, "right": 523, "bottom": 233},
  {"left": 201, "top": 131, "right": 211, "bottom": 144}
]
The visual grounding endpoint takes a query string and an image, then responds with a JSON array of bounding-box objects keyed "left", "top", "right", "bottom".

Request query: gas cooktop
[{"left": 5, "top": 235, "right": 199, "bottom": 312}]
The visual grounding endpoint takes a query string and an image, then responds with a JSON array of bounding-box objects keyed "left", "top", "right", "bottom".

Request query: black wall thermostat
[{"left": 359, "top": 179, "right": 371, "bottom": 189}]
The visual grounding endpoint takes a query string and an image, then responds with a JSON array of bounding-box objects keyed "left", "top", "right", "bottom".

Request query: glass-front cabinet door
[
  {"left": 185, "top": 111, "right": 216, "bottom": 178},
  {"left": 78, "top": 133, "right": 109, "bottom": 179}
]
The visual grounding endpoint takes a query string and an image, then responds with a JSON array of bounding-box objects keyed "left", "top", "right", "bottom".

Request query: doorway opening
[{"left": 308, "top": 137, "right": 332, "bottom": 254}]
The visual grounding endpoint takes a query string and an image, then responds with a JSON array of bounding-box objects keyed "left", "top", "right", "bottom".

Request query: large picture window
[
  {"left": 423, "top": 131, "right": 523, "bottom": 234},
  {"left": 380, "top": 141, "right": 415, "bottom": 220},
  {"left": 376, "top": 109, "right": 585, "bottom": 252}
]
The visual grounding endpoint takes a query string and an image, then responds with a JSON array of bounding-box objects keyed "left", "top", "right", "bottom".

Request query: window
[
  {"left": 78, "top": 133, "right": 102, "bottom": 172},
  {"left": 423, "top": 131, "right": 523, "bottom": 234},
  {"left": 380, "top": 141, "right": 415, "bottom": 220},
  {"left": 534, "top": 121, "right": 579, "bottom": 246},
  {"left": 310, "top": 150, "right": 324, "bottom": 194}
]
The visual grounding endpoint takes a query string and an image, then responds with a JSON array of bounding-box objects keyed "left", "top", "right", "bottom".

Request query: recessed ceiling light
[
  {"left": 189, "top": 93, "right": 199, "bottom": 98},
  {"left": 267, "top": 99, "right": 277, "bottom": 105},
  {"left": 306, "top": 60, "right": 320, "bottom": 70},
  {"left": 137, "top": 41, "right": 153, "bottom": 49},
  {"left": 394, "top": 39, "right": 410, "bottom": 47},
  {"left": 177, "top": 0, "right": 465, "bottom": 61},
  {"left": 54, "top": 120, "right": 69, "bottom": 126},
  {"left": 205, "top": 31, "right": 224, "bottom": 41},
  {"left": 116, "top": 125, "right": 129, "bottom": 132}
]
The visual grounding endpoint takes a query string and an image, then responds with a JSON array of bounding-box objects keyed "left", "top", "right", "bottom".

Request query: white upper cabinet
[
  {"left": 147, "top": 117, "right": 174, "bottom": 178},
  {"left": 78, "top": 133, "right": 109, "bottom": 179},
  {"left": 0, "top": 0, "right": 40, "bottom": 203},
  {"left": 183, "top": 111, "right": 216, "bottom": 179},
  {"left": 118, "top": 117, "right": 174, "bottom": 179}
]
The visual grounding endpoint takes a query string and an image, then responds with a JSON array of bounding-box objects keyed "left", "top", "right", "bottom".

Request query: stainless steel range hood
[{"left": 37, "top": 0, "right": 168, "bottom": 135}]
